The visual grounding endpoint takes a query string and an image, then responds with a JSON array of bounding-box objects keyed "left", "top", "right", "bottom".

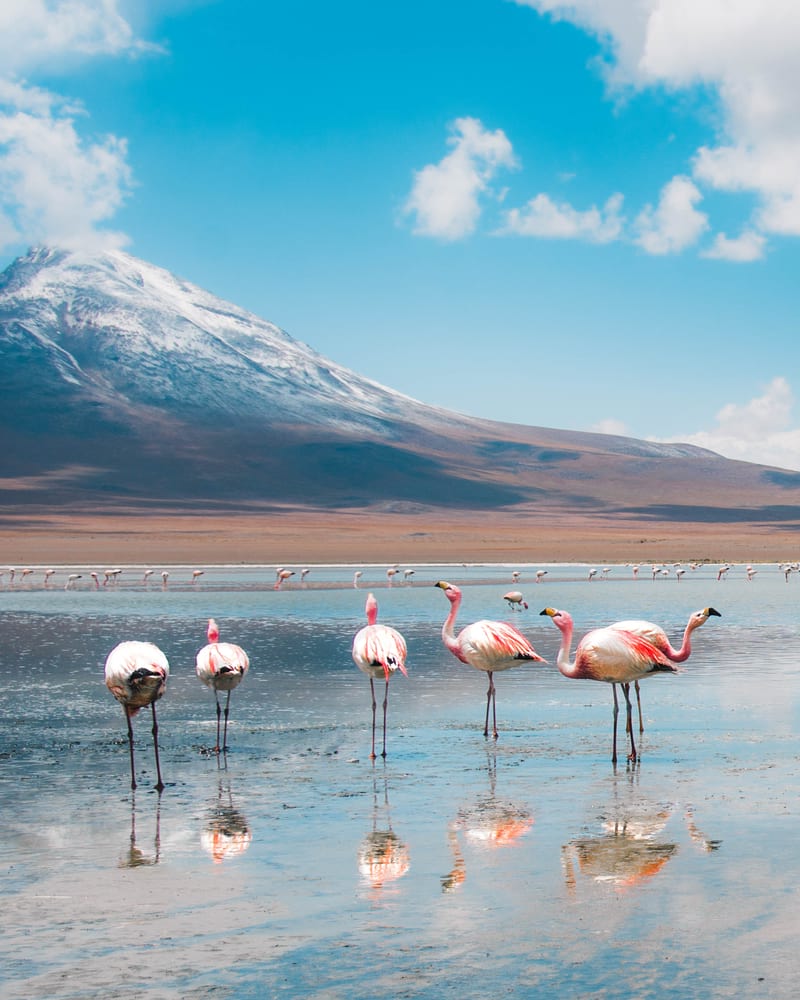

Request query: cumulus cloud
[
  {"left": 0, "top": 1, "right": 150, "bottom": 252},
  {"left": 404, "top": 117, "right": 518, "bottom": 240},
  {"left": 634, "top": 175, "right": 709, "bottom": 254},
  {"left": 514, "top": 0, "right": 800, "bottom": 253},
  {"left": 656, "top": 377, "right": 800, "bottom": 471},
  {"left": 702, "top": 229, "right": 766, "bottom": 261},
  {"left": 500, "top": 191, "right": 625, "bottom": 242}
]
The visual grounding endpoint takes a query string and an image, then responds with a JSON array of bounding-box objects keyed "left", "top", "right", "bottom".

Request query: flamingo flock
[{"left": 29, "top": 562, "right": 735, "bottom": 786}]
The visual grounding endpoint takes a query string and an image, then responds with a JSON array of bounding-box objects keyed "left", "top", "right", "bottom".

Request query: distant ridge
[{"left": 1, "top": 245, "right": 798, "bottom": 524}]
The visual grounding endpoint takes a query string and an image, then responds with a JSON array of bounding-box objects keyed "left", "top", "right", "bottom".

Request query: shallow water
[{"left": 1, "top": 562, "right": 799, "bottom": 998}]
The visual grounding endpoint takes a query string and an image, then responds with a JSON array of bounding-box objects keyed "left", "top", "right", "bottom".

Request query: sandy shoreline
[{"left": 0, "top": 505, "right": 796, "bottom": 565}]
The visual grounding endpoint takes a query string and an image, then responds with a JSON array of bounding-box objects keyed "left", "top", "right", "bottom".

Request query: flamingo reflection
[
  {"left": 357, "top": 770, "right": 410, "bottom": 893},
  {"left": 201, "top": 778, "right": 252, "bottom": 864},
  {"left": 562, "top": 776, "right": 719, "bottom": 894},
  {"left": 442, "top": 752, "right": 533, "bottom": 892},
  {"left": 119, "top": 792, "right": 161, "bottom": 868}
]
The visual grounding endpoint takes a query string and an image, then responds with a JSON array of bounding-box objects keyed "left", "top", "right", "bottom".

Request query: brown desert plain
[{"left": 1, "top": 502, "right": 798, "bottom": 566}]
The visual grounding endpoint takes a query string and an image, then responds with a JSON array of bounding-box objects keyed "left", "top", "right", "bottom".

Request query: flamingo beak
[
  {"left": 706, "top": 607, "right": 722, "bottom": 617},
  {"left": 434, "top": 580, "right": 450, "bottom": 590},
  {"left": 539, "top": 607, "right": 557, "bottom": 617}
]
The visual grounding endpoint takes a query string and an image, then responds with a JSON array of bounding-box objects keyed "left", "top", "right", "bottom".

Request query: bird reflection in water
[
  {"left": 119, "top": 792, "right": 161, "bottom": 868},
  {"left": 562, "top": 773, "right": 720, "bottom": 893},
  {"left": 357, "top": 769, "right": 410, "bottom": 893},
  {"left": 442, "top": 751, "right": 533, "bottom": 892},
  {"left": 201, "top": 777, "right": 252, "bottom": 864}
]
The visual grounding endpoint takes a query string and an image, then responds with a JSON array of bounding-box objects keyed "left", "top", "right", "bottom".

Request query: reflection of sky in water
[{"left": 2, "top": 564, "right": 800, "bottom": 997}]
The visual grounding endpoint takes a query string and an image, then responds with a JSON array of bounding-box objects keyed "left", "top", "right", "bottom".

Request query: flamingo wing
[
  {"left": 457, "top": 620, "right": 545, "bottom": 672},
  {"left": 577, "top": 627, "right": 677, "bottom": 683},
  {"left": 196, "top": 641, "right": 249, "bottom": 688},
  {"left": 353, "top": 624, "right": 408, "bottom": 680}
]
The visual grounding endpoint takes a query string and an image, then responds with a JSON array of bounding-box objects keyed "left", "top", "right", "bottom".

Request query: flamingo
[
  {"left": 353, "top": 570, "right": 363, "bottom": 588},
  {"left": 539, "top": 607, "right": 677, "bottom": 764},
  {"left": 511, "top": 571, "right": 521, "bottom": 582},
  {"left": 435, "top": 581, "right": 546, "bottom": 740},
  {"left": 196, "top": 618, "right": 250, "bottom": 753},
  {"left": 352, "top": 593, "right": 408, "bottom": 759},
  {"left": 301, "top": 568, "right": 310, "bottom": 582},
  {"left": 65, "top": 573, "right": 81, "bottom": 589},
  {"left": 588, "top": 568, "right": 597, "bottom": 582},
  {"left": 535, "top": 570, "right": 548, "bottom": 583},
  {"left": 386, "top": 566, "right": 399, "bottom": 585},
  {"left": 610, "top": 607, "right": 721, "bottom": 734},
  {"left": 503, "top": 591, "right": 528, "bottom": 611},
  {"left": 44, "top": 568, "right": 55, "bottom": 586},
  {"left": 104, "top": 641, "right": 170, "bottom": 791},
  {"left": 403, "top": 569, "right": 415, "bottom": 582},
  {"left": 161, "top": 571, "right": 169, "bottom": 588},
  {"left": 90, "top": 571, "right": 100, "bottom": 588},
  {"left": 191, "top": 569, "right": 205, "bottom": 584},
  {"left": 142, "top": 569, "right": 154, "bottom": 584},
  {"left": 275, "top": 568, "right": 294, "bottom": 590},
  {"left": 746, "top": 565, "right": 757, "bottom": 582}
]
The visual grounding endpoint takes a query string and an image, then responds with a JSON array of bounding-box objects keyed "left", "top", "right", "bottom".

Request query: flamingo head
[
  {"left": 692, "top": 607, "right": 721, "bottom": 628},
  {"left": 539, "top": 607, "right": 572, "bottom": 632},
  {"left": 365, "top": 592, "right": 378, "bottom": 625},
  {"left": 434, "top": 580, "right": 461, "bottom": 603},
  {"left": 207, "top": 618, "right": 220, "bottom": 642}
]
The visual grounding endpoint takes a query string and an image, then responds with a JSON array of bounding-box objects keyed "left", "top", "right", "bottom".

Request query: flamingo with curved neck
[
  {"left": 435, "top": 581, "right": 546, "bottom": 740},
  {"left": 539, "top": 607, "right": 677, "bottom": 764},
  {"left": 611, "top": 607, "right": 721, "bottom": 734}
]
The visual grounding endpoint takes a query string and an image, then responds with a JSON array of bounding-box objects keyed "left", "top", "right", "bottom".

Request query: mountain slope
[{"left": 1, "top": 246, "right": 798, "bottom": 520}]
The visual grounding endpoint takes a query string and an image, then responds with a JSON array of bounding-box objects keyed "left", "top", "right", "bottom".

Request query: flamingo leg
[
  {"left": 222, "top": 690, "right": 232, "bottom": 751},
  {"left": 151, "top": 702, "right": 165, "bottom": 792},
  {"left": 635, "top": 680, "right": 644, "bottom": 734},
  {"left": 369, "top": 678, "right": 377, "bottom": 760},
  {"left": 611, "top": 683, "right": 619, "bottom": 765},
  {"left": 622, "top": 683, "right": 637, "bottom": 763},
  {"left": 381, "top": 680, "right": 389, "bottom": 758},
  {"left": 484, "top": 671, "right": 497, "bottom": 740},
  {"left": 214, "top": 691, "right": 222, "bottom": 753},
  {"left": 125, "top": 706, "right": 137, "bottom": 791}
]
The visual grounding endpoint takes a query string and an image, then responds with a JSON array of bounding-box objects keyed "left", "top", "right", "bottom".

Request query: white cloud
[
  {"left": 514, "top": 0, "right": 800, "bottom": 252},
  {"left": 702, "top": 229, "right": 766, "bottom": 261},
  {"left": 404, "top": 117, "right": 517, "bottom": 240},
  {"left": 656, "top": 377, "right": 800, "bottom": 471},
  {"left": 500, "top": 191, "right": 624, "bottom": 242},
  {"left": 635, "top": 175, "right": 708, "bottom": 254},
  {"left": 591, "top": 418, "right": 630, "bottom": 436},
  {"left": 0, "top": 2, "right": 151, "bottom": 252},
  {"left": 0, "top": 0, "right": 156, "bottom": 74}
]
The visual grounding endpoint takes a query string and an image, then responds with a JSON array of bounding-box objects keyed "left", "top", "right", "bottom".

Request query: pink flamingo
[
  {"left": 503, "top": 591, "right": 528, "bottom": 611},
  {"left": 275, "top": 568, "right": 294, "bottom": 590},
  {"left": 435, "top": 581, "right": 545, "bottom": 740},
  {"left": 352, "top": 593, "right": 408, "bottom": 759},
  {"left": 539, "top": 607, "right": 677, "bottom": 764},
  {"left": 610, "top": 607, "right": 721, "bottom": 734},
  {"left": 196, "top": 618, "right": 250, "bottom": 753},
  {"left": 104, "top": 641, "right": 170, "bottom": 791}
]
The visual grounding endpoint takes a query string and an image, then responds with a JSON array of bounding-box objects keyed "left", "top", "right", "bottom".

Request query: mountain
[{"left": 1, "top": 246, "right": 799, "bottom": 522}]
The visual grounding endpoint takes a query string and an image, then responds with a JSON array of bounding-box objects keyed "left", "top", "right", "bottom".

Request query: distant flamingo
[
  {"left": 386, "top": 566, "right": 399, "bottom": 585},
  {"left": 65, "top": 573, "right": 81, "bottom": 589},
  {"left": 610, "top": 607, "right": 721, "bottom": 734},
  {"left": 191, "top": 569, "right": 205, "bottom": 584},
  {"left": 104, "top": 640, "right": 170, "bottom": 791},
  {"left": 275, "top": 568, "right": 294, "bottom": 590},
  {"left": 21, "top": 568, "right": 33, "bottom": 582},
  {"left": 301, "top": 568, "right": 310, "bottom": 582},
  {"left": 503, "top": 591, "right": 528, "bottom": 611},
  {"left": 90, "top": 571, "right": 100, "bottom": 588},
  {"left": 44, "top": 568, "right": 55, "bottom": 586},
  {"left": 196, "top": 618, "right": 250, "bottom": 753},
  {"left": 717, "top": 564, "right": 731, "bottom": 581},
  {"left": 535, "top": 570, "right": 548, "bottom": 583},
  {"left": 540, "top": 607, "right": 677, "bottom": 764},
  {"left": 353, "top": 570, "right": 363, "bottom": 588},
  {"left": 436, "top": 581, "right": 545, "bottom": 739},
  {"left": 588, "top": 568, "right": 597, "bottom": 582},
  {"left": 142, "top": 569, "right": 154, "bottom": 584},
  {"left": 403, "top": 569, "right": 415, "bottom": 582},
  {"left": 746, "top": 565, "right": 757, "bottom": 582},
  {"left": 352, "top": 593, "right": 408, "bottom": 759},
  {"left": 161, "top": 571, "right": 169, "bottom": 588},
  {"left": 511, "top": 571, "right": 521, "bottom": 582}
]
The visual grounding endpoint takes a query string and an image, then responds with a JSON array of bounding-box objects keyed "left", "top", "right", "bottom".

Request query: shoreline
[{"left": 0, "top": 506, "right": 797, "bottom": 565}]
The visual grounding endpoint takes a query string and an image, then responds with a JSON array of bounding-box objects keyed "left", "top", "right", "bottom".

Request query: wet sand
[{"left": 0, "top": 505, "right": 796, "bottom": 565}]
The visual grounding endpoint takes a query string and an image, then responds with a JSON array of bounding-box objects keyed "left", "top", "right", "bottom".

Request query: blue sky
[{"left": 2, "top": 1, "right": 800, "bottom": 471}]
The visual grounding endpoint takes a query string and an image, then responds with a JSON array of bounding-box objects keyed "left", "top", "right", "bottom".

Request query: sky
[{"left": 2, "top": 1, "right": 800, "bottom": 472}]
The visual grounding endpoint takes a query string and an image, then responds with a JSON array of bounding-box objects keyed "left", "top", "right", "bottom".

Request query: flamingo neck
[
  {"left": 441, "top": 594, "right": 463, "bottom": 656},
  {"left": 554, "top": 616, "right": 580, "bottom": 678},
  {"left": 670, "top": 617, "right": 701, "bottom": 662}
]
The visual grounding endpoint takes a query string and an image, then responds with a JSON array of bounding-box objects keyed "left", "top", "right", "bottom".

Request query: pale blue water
[{"left": 1, "top": 562, "right": 799, "bottom": 998}]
